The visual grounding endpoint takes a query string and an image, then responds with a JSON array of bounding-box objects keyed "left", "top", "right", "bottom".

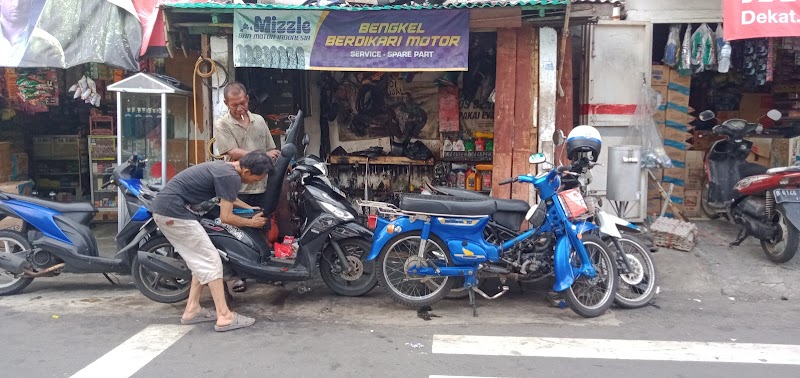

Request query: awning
[
  {"left": 164, "top": 0, "right": 567, "bottom": 12},
  {"left": 1, "top": 0, "right": 142, "bottom": 71},
  {"left": 723, "top": 1, "right": 800, "bottom": 41}
]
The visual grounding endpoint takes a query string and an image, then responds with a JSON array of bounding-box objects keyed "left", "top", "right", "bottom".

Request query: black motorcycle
[{"left": 133, "top": 111, "right": 378, "bottom": 303}]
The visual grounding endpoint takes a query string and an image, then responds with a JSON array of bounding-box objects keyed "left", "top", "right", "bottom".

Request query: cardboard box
[
  {"left": 0, "top": 180, "right": 34, "bottom": 196},
  {"left": 747, "top": 153, "right": 771, "bottom": 167},
  {"left": 715, "top": 111, "right": 741, "bottom": 123},
  {"left": 771, "top": 136, "right": 800, "bottom": 167},
  {"left": 665, "top": 145, "right": 686, "bottom": 163},
  {"left": 690, "top": 130, "right": 725, "bottom": 152},
  {"left": 10, "top": 153, "right": 28, "bottom": 181},
  {"left": 669, "top": 68, "right": 692, "bottom": 88},
  {"left": 664, "top": 126, "right": 692, "bottom": 143},
  {"left": 685, "top": 151, "right": 705, "bottom": 190},
  {"left": 0, "top": 142, "right": 11, "bottom": 183},
  {"left": 740, "top": 93, "right": 774, "bottom": 112},
  {"left": 666, "top": 107, "right": 696, "bottom": 124},
  {"left": 647, "top": 198, "right": 663, "bottom": 216},
  {"left": 652, "top": 85, "right": 669, "bottom": 110},
  {"left": 683, "top": 190, "right": 702, "bottom": 217},
  {"left": 668, "top": 88, "right": 691, "bottom": 108},
  {"left": 652, "top": 65, "right": 670, "bottom": 86},
  {"left": 750, "top": 138, "right": 772, "bottom": 160}
]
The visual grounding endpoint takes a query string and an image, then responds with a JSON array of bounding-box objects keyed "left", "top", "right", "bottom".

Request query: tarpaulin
[
  {"left": 132, "top": 0, "right": 203, "bottom": 58},
  {"left": 0, "top": 0, "right": 142, "bottom": 71},
  {"left": 724, "top": 0, "right": 800, "bottom": 41},
  {"left": 233, "top": 9, "right": 469, "bottom": 71}
]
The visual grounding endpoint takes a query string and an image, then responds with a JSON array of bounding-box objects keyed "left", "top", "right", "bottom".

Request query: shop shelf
[{"left": 327, "top": 156, "right": 435, "bottom": 166}]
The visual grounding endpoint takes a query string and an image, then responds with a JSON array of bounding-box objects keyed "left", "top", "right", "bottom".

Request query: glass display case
[{"left": 107, "top": 73, "right": 191, "bottom": 230}]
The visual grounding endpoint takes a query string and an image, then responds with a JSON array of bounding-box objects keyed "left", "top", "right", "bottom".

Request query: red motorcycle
[{"left": 700, "top": 110, "right": 800, "bottom": 263}]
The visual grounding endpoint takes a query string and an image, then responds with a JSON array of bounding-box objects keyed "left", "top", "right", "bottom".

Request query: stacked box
[
  {"left": 660, "top": 69, "right": 697, "bottom": 213},
  {"left": 0, "top": 142, "right": 10, "bottom": 183},
  {"left": 684, "top": 151, "right": 705, "bottom": 190}
]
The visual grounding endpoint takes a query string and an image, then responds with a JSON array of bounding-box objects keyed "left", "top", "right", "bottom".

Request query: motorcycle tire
[
  {"left": 0, "top": 230, "right": 34, "bottom": 296},
  {"left": 377, "top": 231, "right": 455, "bottom": 308},
  {"left": 610, "top": 235, "right": 658, "bottom": 309},
  {"left": 562, "top": 234, "right": 619, "bottom": 318},
  {"left": 131, "top": 236, "right": 191, "bottom": 304},
  {"left": 761, "top": 210, "right": 800, "bottom": 264},
  {"left": 319, "top": 237, "right": 379, "bottom": 297}
]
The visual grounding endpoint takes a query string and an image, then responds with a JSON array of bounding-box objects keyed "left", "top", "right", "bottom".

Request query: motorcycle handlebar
[{"left": 499, "top": 177, "right": 518, "bottom": 185}]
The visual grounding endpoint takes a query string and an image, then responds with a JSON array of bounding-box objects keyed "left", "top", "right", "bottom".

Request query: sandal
[
  {"left": 180, "top": 307, "right": 217, "bottom": 325},
  {"left": 214, "top": 312, "right": 255, "bottom": 332}
]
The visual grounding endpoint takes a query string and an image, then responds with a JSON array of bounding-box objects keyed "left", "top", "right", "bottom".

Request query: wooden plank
[
  {"left": 470, "top": 8, "right": 522, "bottom": 29},
  {"left": 555, "top": 33, "right": 574, "bottom": 162},
  {"left": 511, "top": 26, "right": 535, "bottom": 202},
  {"left": 538, "top": 27, "right": 558, "bottom": 165},
  {"left": 492, "top": 28, "right": 518, "bottom": 200}
]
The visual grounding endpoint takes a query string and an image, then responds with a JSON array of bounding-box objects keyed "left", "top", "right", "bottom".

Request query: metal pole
[
  {"left": 116, "top": 93, "right": 124, "bottom": 232},
  {"left": 161, "top": 93, "right": 168, "bottom": 184}
]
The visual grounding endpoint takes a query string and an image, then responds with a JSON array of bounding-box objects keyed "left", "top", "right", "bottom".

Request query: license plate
[{"left": 774, "top": 189, "right": 800, "bottom": 204}]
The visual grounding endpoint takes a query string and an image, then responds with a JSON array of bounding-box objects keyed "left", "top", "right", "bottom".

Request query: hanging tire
[
  {"left": 377, "top": 231, "right": 455, "bottom": 308},
  {"left": 131, "top": 236, "right": 191, "bottom": 304},
  {"left": 611, "top": 235, "right": 658, "bottom": 309},
  {"left": 319, "top": 237, "right": 379, "bottom": 297},
  {"left": 0, "top": 230, "right": 34, "bottom": 296},
  {"left": 761, "top": 210, "right": 800, "bottom": 264},
  {"left": 563, "top": 234, "right": 619, "bottom": 318}
]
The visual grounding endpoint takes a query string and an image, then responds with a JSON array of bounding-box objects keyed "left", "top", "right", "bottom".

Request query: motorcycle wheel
[
  {"left": 131, "top": 236, "right": 191, "bottom": 304},
  {"left": 700, "top": 183, "right": 721, "bottom": 220},
  {"left": 377, "top": 231, "right": 455, "bottom": 308},
  {"left": 0, "top": 230, "right": 34, "bottom": 296},
  {"left": 563, "top": 234, "right": 619, "bottom": 318},
  {"left": 610, "top": 235, "right": 658, "bottom": 309},
  {"left": 319, "top": 237, "right": 379, "bottom": 297},
  {"left": 761, "top": 210, "right": 800, "bottom": 263}
]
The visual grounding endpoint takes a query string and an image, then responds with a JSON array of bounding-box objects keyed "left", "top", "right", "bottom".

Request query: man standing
[
  {"left": 0, "top": 0, "right": 31, "bottom": 66},
  {"left": 214, "top": 82, "right": 281, "bottom": 292},
  {"left": 150, "top": 151, "right": 273, "bottom": 332}
]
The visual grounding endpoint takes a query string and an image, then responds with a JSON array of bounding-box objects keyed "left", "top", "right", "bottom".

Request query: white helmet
[{"left": 566, "top": 125, "right": 602, "bottom": 162}]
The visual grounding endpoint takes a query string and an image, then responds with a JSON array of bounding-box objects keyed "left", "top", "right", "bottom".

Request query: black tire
[
  {"left": 377, "top": 231, "right": 455, "bottom": 308},
  {"left": 319, "top": 237, "right": 379, "bottom": 297},
  {"left": 611, "top": 235, "right": 658, "bottom": 309},
  {"left": 131, "top": 236, "right": 191, "bottom": 304},
  {"left": 0, "top": 230, "right": 34, "bottom": 296},
  {"left": 761, "top": 210, "right": 799, "bottom": 264},
  {"left": 563, "top": 234, "right": 619, "bottom": 318}
]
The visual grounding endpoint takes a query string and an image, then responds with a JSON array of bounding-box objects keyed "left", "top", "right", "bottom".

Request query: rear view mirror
[
  {"left": 767, "top": 109, "right": 782, "bottom": 121},
  {"left": 699, "top": 110, "right": 716, "bottom": 122},
  {"left": 529, "top": 153, "right": 547, "bottom": 165},
  {"left": 553, "top": 130, "right": 565, "bottom": 146},
  {"left": 303, "top": 134, "right": 310, "bottom": 147}
]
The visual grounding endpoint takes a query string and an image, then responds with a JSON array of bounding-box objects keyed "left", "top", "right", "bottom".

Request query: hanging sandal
[
  {"left": 214, "top": 312, "right": 255, "bottom": 332},
  {"left": 180, "top": 307, "right": 217, "bottom": 325}
]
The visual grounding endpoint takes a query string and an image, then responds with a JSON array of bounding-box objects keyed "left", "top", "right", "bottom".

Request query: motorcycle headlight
[{"left": 320, "top": 201, "right": 354, "bottom": 221}]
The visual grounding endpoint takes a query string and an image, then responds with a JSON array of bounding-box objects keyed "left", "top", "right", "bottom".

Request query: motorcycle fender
[
  {"left": 595, "top": 211, "right": 623, "bottom": 238},
  {"left": 366, "top": 217, "right": 422, "bottom": 261},
  {"left": 552, "top": 235, "right": 576, "bottom": 292},
  {"left": 778, "top": 202, "right": 800, "bottom": 232}
]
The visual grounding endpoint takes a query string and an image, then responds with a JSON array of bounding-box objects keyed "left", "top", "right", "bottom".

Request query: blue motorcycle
[
  {"left": 363, "top": 153, "right": 619, "bottom": 318},
  {"left": 0, "top": 155, "right": 161, "bottom": 295}
]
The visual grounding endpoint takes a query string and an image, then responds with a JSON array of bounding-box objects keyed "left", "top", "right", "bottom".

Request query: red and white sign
[{"left": 724, "top": 0, "right": 800, "bottom": 41}]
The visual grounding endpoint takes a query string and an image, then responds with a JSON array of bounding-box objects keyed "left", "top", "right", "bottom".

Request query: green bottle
[
  {"left": 464, "top": 137, "right": 475, "bottom": 152},
  {"left": 485, "top": 139, "right": 494, "bottom": 152}
]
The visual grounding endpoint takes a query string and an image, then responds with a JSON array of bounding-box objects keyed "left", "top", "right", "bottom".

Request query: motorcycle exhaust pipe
[
  {"left": 137, "top": 251, "right": 192, "bottom": 281},
  {"left": 0, "top": 252, "right": 29, "bottom": 274}
]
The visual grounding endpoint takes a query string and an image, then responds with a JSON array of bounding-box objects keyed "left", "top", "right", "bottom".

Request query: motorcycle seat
[
  {"left": 2, "top": 192, "right": 96, "bottom": 214},
  {"left": 399, "top": 194, "right": 496, "bottom": 216},
  {"left": 431, "top": 186, "right": 530, "bottom": 214},
  {"left": 767, "top": 166, "right": 800, "bottom": 175}
]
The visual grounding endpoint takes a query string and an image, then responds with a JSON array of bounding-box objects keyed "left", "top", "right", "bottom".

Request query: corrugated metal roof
[{"left": 164, "top": 0, "right": 567, "bottom": 12}]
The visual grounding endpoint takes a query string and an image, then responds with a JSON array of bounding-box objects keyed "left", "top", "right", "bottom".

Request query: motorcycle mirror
[
  {"left": 756, "top": 125, "right": 764, "bottom": 134},
  {"left": 767, "top": 109, "right": 782, "bottom": 121},
  {"left": 529, "top": 153, "right": 547, "bottom": 165},
  {"left": 302, "top": 134, "right": 310, "bottom": 147},
  {"left": 553, "top": 130, "right": 566, "bottom": 146},
  {"left": 281, "top": 143, "right": 298, "bottom": 159},
  {"left": 699, "top": 110, "right": 716, "bottom": 122}
]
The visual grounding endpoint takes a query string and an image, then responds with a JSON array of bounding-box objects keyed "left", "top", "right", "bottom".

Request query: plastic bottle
[
  {"left": 475, "top": 136, "right": 485, "bottom": 152},
  {"left": 464, "top": 138, "right": 475, "bottom": 152},
  {"left": 485, "top": 138, "right": 494, "bottom": 152},
  {"left": 718, "top": 42, "right": 732, "bottom": 73},
  {"left": 453, "top": 137, "right": 465, "bottom": 152},
  {"left": 447, "top": 170, "right": 457, "bottom": 187},
  {"left": 144, "top": 108, "right": 155, "bottom": 137},
  {"left": 443, "top": 138, "right": 453, "bottom": 152},
  {"left": 134, "top": 108, "right": 144, "bottom": 138},
  {"left": 123, "top": 107, "right": 134, "bottom": 138},
  {"left": 466, "top": 167, "right": 477, "bottom": 191},
  {"left": 456, "top": 169, "right": 466, "bottom": 189},
  {"left": 167, "top": 110, "right": 176, "bottom": 139},
  {"left": 477, "top": 164, "right": 493, "bottom": 190}
]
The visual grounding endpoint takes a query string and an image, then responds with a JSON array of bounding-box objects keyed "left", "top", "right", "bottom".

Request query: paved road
[{"left": 2, "top": 220, "right": 800, "bottom": 377}]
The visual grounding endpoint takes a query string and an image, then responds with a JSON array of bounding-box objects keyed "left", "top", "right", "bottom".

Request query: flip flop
[
  {"left": 180, "top": 307, "right": 217, "bottom": 325},
  {"left": 215, "top": 312, "right": 255, "bottom": 332}
]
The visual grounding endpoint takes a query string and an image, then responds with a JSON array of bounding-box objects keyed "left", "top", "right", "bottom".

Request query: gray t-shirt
[{"left": 151, "top": 161, "right": 241, "bottom": 220}]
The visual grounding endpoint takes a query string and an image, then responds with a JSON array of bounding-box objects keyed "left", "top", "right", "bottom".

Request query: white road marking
[
  {"left": 432, "top": 335, "right": 800, "bottom": 365},
  {"left": 430, "top": 376, "right": 504, "bottom": 378},
  {"left": 71, "top": 324, "right": 192, "bottom": 378}
]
